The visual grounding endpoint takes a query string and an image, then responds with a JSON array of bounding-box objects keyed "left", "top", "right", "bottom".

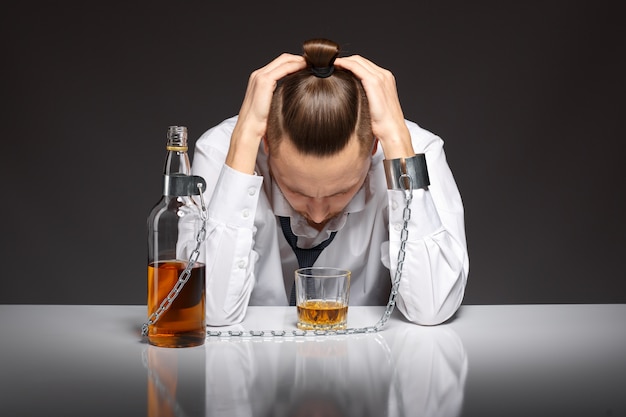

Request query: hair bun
[{"left": 303, "top": 38, "right": 340, "bottom": 78}]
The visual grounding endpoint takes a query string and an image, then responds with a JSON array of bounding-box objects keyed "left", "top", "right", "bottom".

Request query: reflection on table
[
  {"left": 1, "top": 304, "right": 625, "bottom": 416},
  {"left": 145, "top": 322, "right": 467, "bottom": 416}
]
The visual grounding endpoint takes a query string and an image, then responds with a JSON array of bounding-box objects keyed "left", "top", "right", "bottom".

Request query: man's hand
[
  {"left": 226, "top": 53, "right": 306, "bottom": 174},
  {"left": 335, "top": 55, "right": 415, "bottom": 159}
]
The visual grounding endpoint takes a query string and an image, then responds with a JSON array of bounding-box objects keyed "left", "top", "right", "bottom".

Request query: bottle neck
[
  {"left": 163, "top": 147, "right": 191, "bottom": 176},
  {"left": 162, "top": 126, "right": 191, "bottom": 197}
]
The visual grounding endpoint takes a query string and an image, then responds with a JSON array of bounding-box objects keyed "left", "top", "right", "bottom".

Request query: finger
[
  {"left": 238, "top": 55, "right": 306, "bottom": 126},
  {"left": 241, "top": 55, "right": 305, "bottom": 107},
  {"left": 336, "top": 56, "right": 397, "bottom": 102},
  {"left": 335, "top": 55, "right": 382, "bottom": 79},
  {"left": 255, "top": 53, "right": 306, "bottom": 80}
]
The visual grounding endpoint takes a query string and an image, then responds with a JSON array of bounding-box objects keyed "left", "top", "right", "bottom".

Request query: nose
[{"left": 306, "top": 198, "right": 330, "bottom": 224}]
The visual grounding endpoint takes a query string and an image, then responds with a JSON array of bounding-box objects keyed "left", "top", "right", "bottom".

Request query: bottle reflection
[
  {"left": 204, "top": 325, "right": 467, "bottom": 417},
  {"left": 144, "top": 345, "right": 206, "bottom": 417}
]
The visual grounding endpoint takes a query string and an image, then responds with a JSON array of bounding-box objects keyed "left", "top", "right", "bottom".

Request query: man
[{"left": 192, "top": 39, "right": 468, "bottom": 326}]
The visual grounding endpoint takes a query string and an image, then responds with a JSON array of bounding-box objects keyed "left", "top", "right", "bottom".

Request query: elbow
[
  {"left": 403, "top": 303, "right": 461, "bottom": 326},
  {"left": 205, "top": 305, "right": 246, "bottom": 327},
  {"left": 409, "top": 305, "right": 461, "bottom": 326},
  {"left": 399, "top": 270, "right": 467, "bottom": 326},
  {"left": 205, "top": 290, "right": 249, "bottom": 326}
]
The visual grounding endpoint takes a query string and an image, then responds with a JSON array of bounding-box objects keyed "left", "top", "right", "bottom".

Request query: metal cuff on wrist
[{"left": 383, "top": 154, "right": 430, "bottom": 190}]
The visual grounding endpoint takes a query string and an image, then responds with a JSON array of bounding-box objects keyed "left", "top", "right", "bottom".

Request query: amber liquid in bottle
[
  {"left": 147, "top": 260, "right": 206, "bottom": 348},
  {"left": 147, "top": 126, "right": 206, "bottom": 348},
  {"left": 297, "top": 300, "right": 348, "bottom": 330}
]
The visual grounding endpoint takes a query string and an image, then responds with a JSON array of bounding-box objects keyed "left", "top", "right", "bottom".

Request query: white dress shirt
[{"left": 192, "top": 116, "right": 469, "bottom": 326}]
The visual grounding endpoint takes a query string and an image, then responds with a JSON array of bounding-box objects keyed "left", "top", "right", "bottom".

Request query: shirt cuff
[
  {"left": 208, "top": 164, "right": 264, "bottom": 228},
  {"left": 387, "top": 188, "right": 443, "bottom": 240}
]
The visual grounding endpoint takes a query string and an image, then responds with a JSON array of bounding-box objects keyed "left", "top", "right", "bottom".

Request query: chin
[{"left": 304, "top": 216, "right": 337, "bottom": 230}]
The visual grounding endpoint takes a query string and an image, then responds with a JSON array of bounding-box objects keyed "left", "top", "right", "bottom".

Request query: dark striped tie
[{"left": 278, "top": 216, "right": 338, "bottom": 305}]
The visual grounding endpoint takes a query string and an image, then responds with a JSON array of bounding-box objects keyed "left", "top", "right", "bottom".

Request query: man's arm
[{"left": 337, "top": 56, "right": 468, "bottom": 324}]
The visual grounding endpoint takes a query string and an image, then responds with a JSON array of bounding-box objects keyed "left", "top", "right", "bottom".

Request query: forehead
[{"left": 269, "top": 135, "right": 370, "bottom": 196}]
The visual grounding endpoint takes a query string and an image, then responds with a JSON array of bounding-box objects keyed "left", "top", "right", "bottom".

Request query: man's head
[{"left": 265, "top": 38, "right": 375, "bottom": 230}]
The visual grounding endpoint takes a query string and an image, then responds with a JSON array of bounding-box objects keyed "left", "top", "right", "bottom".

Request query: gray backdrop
[{"left": 2, "top": 1, "right": 624, "bottom": 305}]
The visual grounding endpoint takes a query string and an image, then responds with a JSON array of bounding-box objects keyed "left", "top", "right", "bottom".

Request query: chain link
[
  {"left": 207, "top": 177, "right": 414, "bottom": 339},
  {"left": 142, "top": 184, "right": 208, "bottom": 337}
]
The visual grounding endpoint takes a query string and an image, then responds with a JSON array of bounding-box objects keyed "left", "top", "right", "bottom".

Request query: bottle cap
[{"left": 166, "top": 126, "right": 188, "bottom": 151}]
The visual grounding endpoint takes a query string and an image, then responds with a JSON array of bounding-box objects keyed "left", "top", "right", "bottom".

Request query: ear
[{"left": 371, "top": 138, "right": 379, "bottom": 156}]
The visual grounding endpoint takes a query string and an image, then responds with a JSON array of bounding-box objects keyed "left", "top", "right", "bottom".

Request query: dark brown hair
[{"left": 266, "top": 38, "right": 373, "bottom": 157}]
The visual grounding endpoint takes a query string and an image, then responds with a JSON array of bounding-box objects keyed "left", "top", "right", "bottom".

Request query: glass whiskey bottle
[{"left": 146, "top": 126, "right": 206, "bottom": 348}]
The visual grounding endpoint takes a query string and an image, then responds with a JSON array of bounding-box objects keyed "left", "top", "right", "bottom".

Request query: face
[{"left": 267, "top": 134, "right": 372, "bottom": 231}]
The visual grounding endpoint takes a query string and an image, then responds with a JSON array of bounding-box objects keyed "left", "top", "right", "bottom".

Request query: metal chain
[
  {"left": 207, "top": 176, "right": 414, "bottom": 339},
  {"left": 142, "top": 184, "right": 208, "bottom": 337}
]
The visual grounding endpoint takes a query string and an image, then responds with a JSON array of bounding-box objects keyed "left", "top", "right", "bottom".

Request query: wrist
[
  {"left": 383, "top": 154, "right": 430, "bottom": 190},
  {"left": 225, "top": 135, "right": 261, "bottom": 175},
  {"left": 376, "top": 123, "right": 413, "bottom": 159},
  {"left": 225, "top": 121, "right": 266, "bottom": 174}
]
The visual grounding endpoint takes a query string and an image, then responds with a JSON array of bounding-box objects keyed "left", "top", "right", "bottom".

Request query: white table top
[{"left": 1, "top": 304, "right": 625, "bottom": 416}]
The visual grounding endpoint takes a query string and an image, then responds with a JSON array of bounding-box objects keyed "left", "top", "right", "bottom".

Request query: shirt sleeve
[
  {"left": 191, "top": 118, "right": 264, "bottom": 326},
  {"left": 383, "top": 121, "right": 469, "bottom": 325}
]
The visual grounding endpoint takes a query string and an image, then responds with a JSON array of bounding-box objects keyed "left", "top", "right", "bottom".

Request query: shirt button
[
  {"left": 242, "top": 209, "right": 250, "bottom": 218},
  {"left": 238, "top": 260, "right": 246, "bottom": 269},
  {"left": 394, "top": 223, "right": 402, "bottom": 232},
  {"left": 391, "top": 200, "right": 399, "bottom": 210},
  {"left": 247, "top": 187, "right": 256, "bottom": 196}
]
